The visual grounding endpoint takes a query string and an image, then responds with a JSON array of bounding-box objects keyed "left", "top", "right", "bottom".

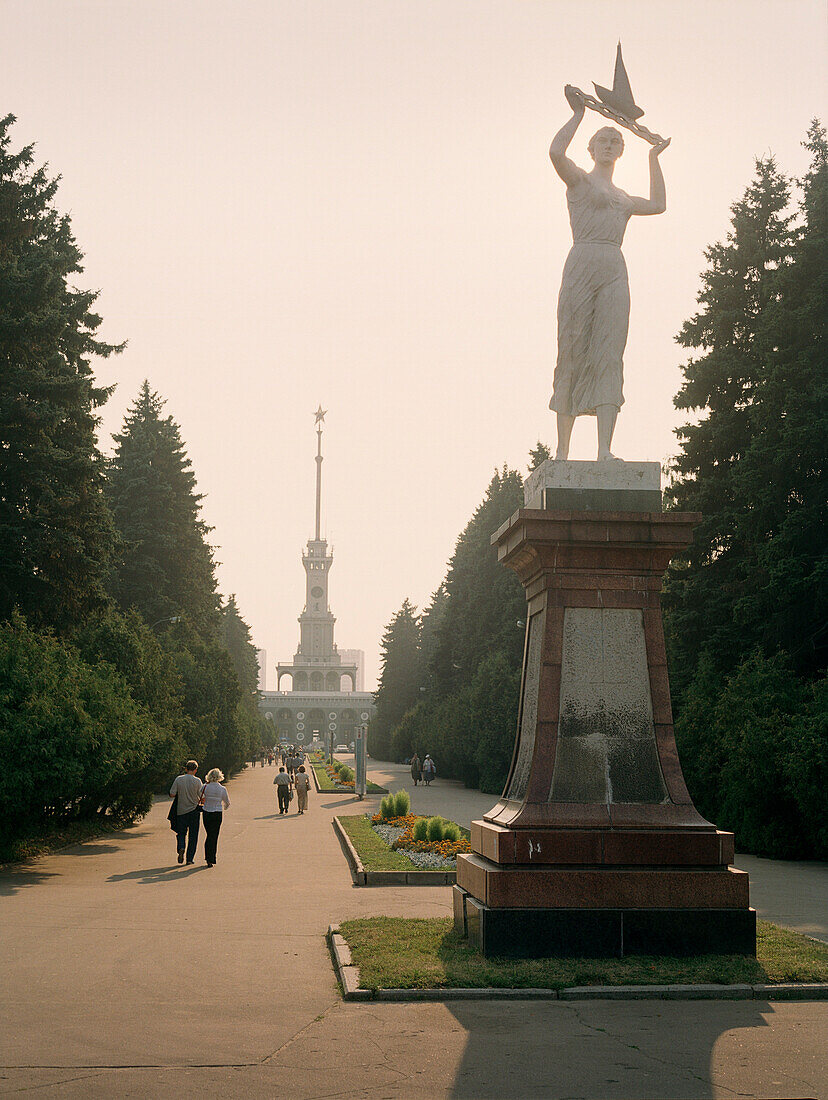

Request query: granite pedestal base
[
  {"left": 454, "top": 461, "right": 756, "bottom": 961},
  {"left": 453, "top": 885, "right": 757, "bottom": 959}
]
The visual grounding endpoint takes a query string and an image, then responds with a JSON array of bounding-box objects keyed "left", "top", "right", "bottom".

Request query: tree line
[
  {"left": 371, "top": 125, "right": 827, "bottom": 858},
  {"left": 0, "top": 115, "right": 264, "bottom": 857}
]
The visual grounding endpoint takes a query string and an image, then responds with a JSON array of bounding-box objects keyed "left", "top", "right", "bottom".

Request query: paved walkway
[
  {"left": 369, "top": 758, "right": 828, "bottom": 943},
  {"left": 0, "top": 761, "right": 825, "bottom": 1098}
]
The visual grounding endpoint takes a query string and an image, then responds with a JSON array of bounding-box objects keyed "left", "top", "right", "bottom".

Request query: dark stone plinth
[
  {"left": 457, "top": 853, "right": 750, "bottom": 910},
  {"left": 454, "top": 886, "right": 757, "bottom": 959},
  {"left": 541, "top": 487, "right": 663, "bottom": 513},
  {"left": 457, "top": 499, "right": 756, "bottom": 959}
]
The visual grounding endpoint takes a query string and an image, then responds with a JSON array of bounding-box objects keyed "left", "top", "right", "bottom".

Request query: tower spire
[{"left": 313, "top": 405, "right": 326, "bottom": 540}]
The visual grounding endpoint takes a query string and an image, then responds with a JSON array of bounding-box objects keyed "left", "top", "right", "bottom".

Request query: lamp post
[{"left": 150, "top": 615, "right": 181, "bottom": 629}]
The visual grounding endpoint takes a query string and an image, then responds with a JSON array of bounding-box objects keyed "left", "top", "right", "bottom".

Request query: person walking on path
[
  {"left": 422, "top": 754, "right": 436, "bottom": 786},
  {"left": 294, "top": 765, "right": 311, "bottom": 815},
  {"left": 199, "top": 768, "right": 230, "bottom": 867},
  {"left": 410, "top": 753, "right": 422, "bottom": 786},
  {"left": 170, "top": 760, "right": 202, "bottom": 864},
  {"left": 273, "top": 766, "right": 292, "bottom": 814}
]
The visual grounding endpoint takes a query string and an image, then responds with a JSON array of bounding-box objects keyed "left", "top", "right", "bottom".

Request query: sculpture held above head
[{"left": 548, "top": 60, "right": 670, "bottom": 462}]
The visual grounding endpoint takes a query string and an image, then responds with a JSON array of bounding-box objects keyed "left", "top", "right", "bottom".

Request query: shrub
[
  {"left": 393, "top": 789, "right": 411, "bottom": 817},
  {"left": 339, "top": 765, "right": 354, "bottom": 783},
  {"left": 442, "top": 822, "right": 461, "bottom": 843},
  {"left": 412, "top": 817, "right": 429, "bottom": 842},
  {"left": 379, "top": 794, "right": 395, "bottom": 820},
  {"left": 0, "top": 614, "right": 182, "bottom": 852},
  {"left": 426, "top": 816, "right": 445, "bottom": 842}
]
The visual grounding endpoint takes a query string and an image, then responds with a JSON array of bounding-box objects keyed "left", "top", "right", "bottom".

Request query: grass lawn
[
  {"left": 338, "top": 916, "right": 828, "bottom": 991},
  {"left": 337, "top": 814, "right": 419, "bottom": 871}
]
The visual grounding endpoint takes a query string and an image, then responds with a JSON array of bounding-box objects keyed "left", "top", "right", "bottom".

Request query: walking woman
[
  {"left": 410, "top": 753, "right": 422, "bottom": 787},
  {"left": 294, "top": 765, "right": 311, "bottom": 814},
  {"left": 200, "top": 768, "right": 230, "bottom": 867}
]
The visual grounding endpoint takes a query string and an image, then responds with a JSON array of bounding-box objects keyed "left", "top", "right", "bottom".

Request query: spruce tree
[
  {"left": 371, "top": 598, "right": 421, "bottom": 759},
  {"left": 0, "top": 114, "right": 121, "bottom": 629},
  {"left": 106, "top": 382, "right": 219, "bottom": 637},
  {"left": 221, "top": 594, "right": 260, "bottom": 698},
  {"left": 732, "top": 123, "right": 827, "bottom": 678},
  {"left": 664, "top": 156, "right": 796, "bottom": 694},
  {"left": 429, "top": 466, "right": 525, "bottom": 698}
]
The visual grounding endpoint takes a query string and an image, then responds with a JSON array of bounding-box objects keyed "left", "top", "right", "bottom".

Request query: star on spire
[{"left": 314, "top": 405, "right": 327, "bottom": 425}]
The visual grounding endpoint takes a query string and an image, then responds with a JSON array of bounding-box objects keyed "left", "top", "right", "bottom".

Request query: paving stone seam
[{"left": 327, "top": 925, "right": 828, "bottom": 1003}]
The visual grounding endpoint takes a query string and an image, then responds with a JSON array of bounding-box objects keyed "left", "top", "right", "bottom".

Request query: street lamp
[{"left": 150, "top": 615, "right": 181, "bottom": 628}]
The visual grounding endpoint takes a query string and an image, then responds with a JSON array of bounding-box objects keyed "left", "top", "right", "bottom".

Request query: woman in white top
[{"left": 200, "top": 768, "right": 230, "bottom": 867}]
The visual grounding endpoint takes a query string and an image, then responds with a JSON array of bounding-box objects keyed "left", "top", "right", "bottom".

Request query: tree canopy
[
  {"left": 664, "top": 125, "right": 827, "bottom": 857},
  {"left": 0, "top": 113, "right": 121, "bottom": 629}
]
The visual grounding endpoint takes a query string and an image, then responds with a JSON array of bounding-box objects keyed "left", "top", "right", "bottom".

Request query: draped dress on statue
[{"left": 550, "top": 174, "right": 634, "bottom": 417}]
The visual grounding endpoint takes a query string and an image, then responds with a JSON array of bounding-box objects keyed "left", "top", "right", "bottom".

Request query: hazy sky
[{"left": 3, "top": 1, "right": 825, "bottom": 689}]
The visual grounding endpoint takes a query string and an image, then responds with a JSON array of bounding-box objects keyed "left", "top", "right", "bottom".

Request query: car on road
[{"left": 334, "top": 744, "right": 349, "bottom": 753}]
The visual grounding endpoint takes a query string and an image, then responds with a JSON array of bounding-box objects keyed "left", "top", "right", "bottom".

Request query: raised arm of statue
[
  {"left": 630, "top": 138, "right": 671, "bottom": 215},
  {"left": 549, "top": 85, "right": 587, "bottom": 188}
]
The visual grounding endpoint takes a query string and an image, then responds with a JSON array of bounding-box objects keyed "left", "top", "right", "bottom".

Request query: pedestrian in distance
[
  {"left": 273, "top": 766, "right": 292, "bottom": 814},
  {"left": 200, "top": 768, "right": 230, "bottom": 867},
  {"left": 422, "top": 754, "right": 436, "bottom": 786},
  {"left": 170, "top": 760, "right": 202, "bottom": 864},
  {"left": 294, "top": 765, "right": 311, "bottom": 814},
  {"left": 410, "top": 753, "right": 422, "bottom": 787}
]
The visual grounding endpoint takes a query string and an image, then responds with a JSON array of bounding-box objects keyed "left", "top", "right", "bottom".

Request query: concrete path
[
  {"left": 368, "top": 757, "right": 828, "bottom": 943},
  {"left": 0, "top": 761, "right": 825, "bottom": 1098}
]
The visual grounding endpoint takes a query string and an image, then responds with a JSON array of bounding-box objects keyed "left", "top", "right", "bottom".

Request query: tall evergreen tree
[
  {"left": 221, "top": 594, "right": 260, "bottom": 699},
  {"left": 664, "top": 130, "right": 828, "bottom": 858},
  {"left": 0, "top": 114, "right": 121, "bottom": 629},
  {"left": 370, "top": 598, "right": 421, "bottom": 759},
  {"left": 732, "top": 123, "right": 828, "bottom": 677},
  {"left": 664, "top": 156, "right": 797, "bottom": 694},
  {"left": 528, "top": 440, "right": 552, "bottom": 470},
  {"left": 429, "top": 466, "right": 525, "bottom": 698},
  {"left": 106, "top": 382, "right": 219, "bottom": 638}
]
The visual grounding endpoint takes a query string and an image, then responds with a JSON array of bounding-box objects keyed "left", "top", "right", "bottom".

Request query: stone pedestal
[{"left": 454, "top": 460, "right": 755, "bottom": 958}]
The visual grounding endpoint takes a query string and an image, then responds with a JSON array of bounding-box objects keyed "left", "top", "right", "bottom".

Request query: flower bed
[{"left": 369, "top": 813, "right": 471, "bottom": 863}]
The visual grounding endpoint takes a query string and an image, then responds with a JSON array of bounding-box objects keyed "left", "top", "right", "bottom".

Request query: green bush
[
  {"left": 393, "top": 789, "right": 411, "bottom": 817},
  {"left": 412, "top": 817, "right": 429, "bottom": 842},
  {"left": 0, "top": 614, "right": 182, "bottom": 853},
  {"left": 379, "top": 794, "right": 395, "bottom": 820},
  {"left": 338, "top": 765, "right": 354, "bottom": 783},
  {"left": 676, "top": 650, "right": 828, "bottom": 858},
  {"left": 442, "top": 822, "right": 461, "bottom": 843},
  {"left": 426, "top": 816, "right": 445, "bottom": 842}
]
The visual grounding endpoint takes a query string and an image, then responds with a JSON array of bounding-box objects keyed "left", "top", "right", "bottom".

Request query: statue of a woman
[{"left": 549, "top": 85, "right": 670, "bottom": 461}]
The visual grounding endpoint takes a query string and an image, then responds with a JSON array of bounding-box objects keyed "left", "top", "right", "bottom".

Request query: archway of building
[
  {"left": 293, "top": 672, "right": 308, "bottom": 690},
  {"left": 340, "top": 672, "right": 357, "bottom": 691},
  {"left": 325, "top": 671, "right": 339, "bottom": 691},
  {"left": 276, "top": 670, "right": 293, "bottom": 691},
  {"left": 310, "top": 671, "right": 324, "bottom": 692}
]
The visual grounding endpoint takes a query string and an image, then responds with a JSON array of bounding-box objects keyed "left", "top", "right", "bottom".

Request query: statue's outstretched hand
[
  {"left": 650, "top": 137, "right": 671, "bottom": 156},
  {"left": 564, "top": 85, "right": 585, "bottom": 113}
]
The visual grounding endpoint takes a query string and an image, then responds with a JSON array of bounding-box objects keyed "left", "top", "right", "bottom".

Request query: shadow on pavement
[
  {"left": 107, "top": 865, "right": 206, "bottom": 883},
  {"left": 445, "top": 999, "right": 773, "bottom": 1099},
  {"left": 0, "top": 868, "right": 60, "bottom": 895}
]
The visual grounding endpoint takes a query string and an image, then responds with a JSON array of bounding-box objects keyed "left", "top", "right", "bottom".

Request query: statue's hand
[
  {"left": 564, "top": 85, "right": 585, "bottom": 113},
  {"left": 650, "top": 137, "right": 671, "bottom": 156}
]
